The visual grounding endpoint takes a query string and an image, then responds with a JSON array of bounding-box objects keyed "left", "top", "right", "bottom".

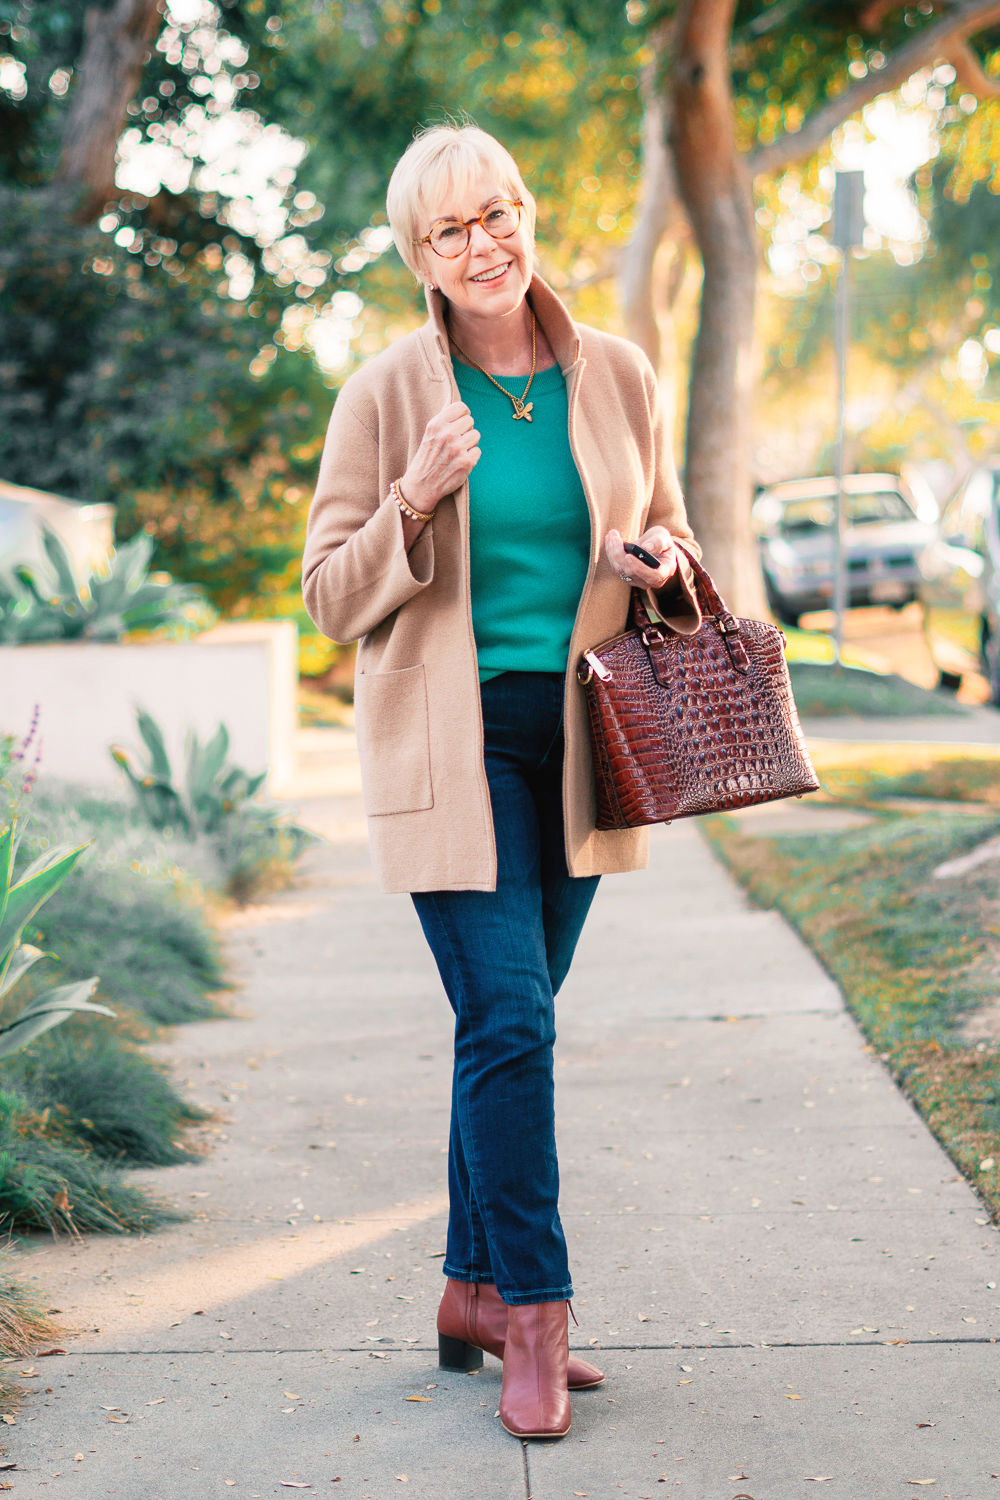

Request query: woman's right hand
[{"left": 400, "top": 401, "right": 481, "bottom": 514}]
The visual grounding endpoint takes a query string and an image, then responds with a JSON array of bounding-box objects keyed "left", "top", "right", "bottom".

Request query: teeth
[{"left": 472, "top": 264, "right": 508, "bottom": 282}]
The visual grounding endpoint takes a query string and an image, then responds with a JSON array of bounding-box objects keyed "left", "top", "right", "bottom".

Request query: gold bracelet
[{"left": 390, "top": 478, "right": 434, "bottom": 525}]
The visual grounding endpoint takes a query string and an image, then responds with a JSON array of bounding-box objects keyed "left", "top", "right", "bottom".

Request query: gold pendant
[{"left": 512, "top": 400, "right": 533, "bottom": 422}]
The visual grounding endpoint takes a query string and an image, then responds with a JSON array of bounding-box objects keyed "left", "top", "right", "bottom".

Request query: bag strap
[{"left": 628, "top": 540, "right": 751, "bottom": 675}]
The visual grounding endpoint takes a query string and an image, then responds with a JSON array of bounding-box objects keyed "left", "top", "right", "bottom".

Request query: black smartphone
[{"left": 624, "top": 540, "right": 662, "bottom": 570}]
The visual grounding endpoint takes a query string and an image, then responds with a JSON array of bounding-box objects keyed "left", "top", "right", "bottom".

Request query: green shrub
[
  {"left": 13, "top": 791, "right": 227, "bottom": 1027},
  {"left": 0, "top": 528, "right": 211, "bottom": 643},
  {"left": 110, "top": 708, "right": 319, "bottom": 903},
  {"left": 0, "top": 1089, "right": 181, "bottom": 1235},
  {"left": 5, "top": 1024, "right": 209, "bottom": 1166},
  {"left": 31, "top": 867, "right": 227, "bottom": 1027}
]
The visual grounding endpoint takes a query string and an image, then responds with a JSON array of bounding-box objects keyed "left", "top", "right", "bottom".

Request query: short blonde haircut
[{"left": 387, "top": 123, "right": 536, "bottom": 281}]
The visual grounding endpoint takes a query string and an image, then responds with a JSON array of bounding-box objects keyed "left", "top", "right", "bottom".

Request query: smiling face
[{"left": 417, "top": 172, "right": 534, "bottom": 331}]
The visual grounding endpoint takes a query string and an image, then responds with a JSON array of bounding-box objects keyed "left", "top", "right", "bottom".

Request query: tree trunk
[
  {"left": 668, "top": 0, "right": 765, "bottom": 614},
  {"left": 54, "top": 0, "right": 162, "bottom": 223}
]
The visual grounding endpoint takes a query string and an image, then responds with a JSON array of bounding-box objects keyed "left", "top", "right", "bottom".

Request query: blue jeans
[{"left": 412, "top": 671, "right": 600, "bottom": 1305}]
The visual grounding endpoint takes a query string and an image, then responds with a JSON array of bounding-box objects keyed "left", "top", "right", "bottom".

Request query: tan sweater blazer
[{"left": 302, "top": 275, "right": 702, "bottom": 893}]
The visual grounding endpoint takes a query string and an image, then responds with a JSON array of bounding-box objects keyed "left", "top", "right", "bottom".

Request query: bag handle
[{"left": 628, "top": 540, "right": 751, "bottom": 675}]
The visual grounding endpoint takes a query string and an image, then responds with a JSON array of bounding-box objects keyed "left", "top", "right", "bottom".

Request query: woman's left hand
[{"left": 604, "top": 526, "right": 680, "bottom": 589}]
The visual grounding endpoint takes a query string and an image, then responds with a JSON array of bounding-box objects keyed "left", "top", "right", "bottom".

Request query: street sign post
[{"left": 831, "top": 170, "right": 865, "bottom": 667}]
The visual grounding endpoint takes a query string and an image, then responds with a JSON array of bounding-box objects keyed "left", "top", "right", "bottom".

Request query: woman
[{"left": 302, "top": 123, "right": 702, "bottom": 1440}]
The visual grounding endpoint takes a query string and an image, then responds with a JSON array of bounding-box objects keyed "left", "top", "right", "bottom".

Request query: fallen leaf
[
  {"left": 805, "top": 1479, "right": 835, "bottom": 1483},
  {"left": 106, "top": 1416, "right": 129, "bottom": 1424},
  {"left": 37, "top": 1349, "right": 67, "bottom": 1357},
  {"left": 283, "top": 1391, "right": 300, "bottom": 1400},
  {"left": 785, "top": 1393, "right": 803, "bottom": 1400},
  {"left": 145, "top": 1398, "right": 164, "bottom": 1406},
  {"left": 1, "top": 1417, "right": 14, "bottom": 1427},
  {"left": 226, "top": 1483, "right": 236, "bottom": 1488},
  {"left": 916, "top": 1423, "right": 936, "bottom": 1429},
  {"left": 74, "top": 1455, "right": 83, "bottom": 1462},
  {"left": 17, "top": 1367, "right": 37, "bottom": 1378},
  {"left": 405, "top": 1395, "right": 432, "bottom": 1402},
  {"left": 906, "top": 1482, "right": 937, "bottom": 1487},
  {"left": 979, "top": 1158, "right": 995, "bottom": 1172},
  {"left": 395, "top": 1477, "right": 409, "bottom": 1484}
]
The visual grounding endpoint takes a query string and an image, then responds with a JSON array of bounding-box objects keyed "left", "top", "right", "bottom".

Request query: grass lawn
[
  {"left": 781, "top": 628, "right": 966, "bottom": 718},
  {"left": 703, "top": 743, "right": 1000, "bottom": 1221}
]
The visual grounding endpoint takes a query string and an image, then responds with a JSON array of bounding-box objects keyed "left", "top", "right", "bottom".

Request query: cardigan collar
[{"left": 417, "top": 272, "right": 584, "bottom": 382}]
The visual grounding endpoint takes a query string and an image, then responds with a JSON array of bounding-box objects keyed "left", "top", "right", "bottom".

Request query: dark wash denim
[{"left": 412, "top": 671, "right": 600, "bottom": 1306}]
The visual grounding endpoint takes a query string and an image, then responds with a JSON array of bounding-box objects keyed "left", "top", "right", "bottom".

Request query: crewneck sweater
[{"left": 452, "top": 358, "right": 591, "bottom": 682}]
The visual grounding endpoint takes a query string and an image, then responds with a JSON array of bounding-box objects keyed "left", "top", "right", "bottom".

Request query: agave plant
[
  {"left": 0, "top": 527, "right": 208, "bottom": 643},
  {"left": 111, "top": 710, "right": 267, "bottom": 836},
  {"left": 0, "top": 822, "right": 112, "bottom": 1061}
]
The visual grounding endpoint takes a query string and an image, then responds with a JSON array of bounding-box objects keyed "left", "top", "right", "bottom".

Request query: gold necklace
[{"left": 449, "top": 313, "right": 537, "bottom": 422}]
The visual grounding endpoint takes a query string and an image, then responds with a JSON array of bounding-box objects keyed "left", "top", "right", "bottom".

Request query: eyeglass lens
[{"left": 429, "top": 201, "right": 520, "bottom": 256}]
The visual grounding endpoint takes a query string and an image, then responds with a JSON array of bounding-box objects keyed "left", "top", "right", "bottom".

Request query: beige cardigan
[{"left": 302, "top": 275, "right": 702, "bottom": 893}]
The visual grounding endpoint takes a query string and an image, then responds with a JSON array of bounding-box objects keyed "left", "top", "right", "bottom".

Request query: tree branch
[
  {"left": 53, "top": 0, "right": 163, "bottom": 223},
  {"left": 746, "top": 0, "right": 1000, "bottom": 178},
  {"left": 948, "top": 37, "right": 1000, "bottom": 96},
  {"left": 619, "top": 21, "right": 683, "bottom": 369}
]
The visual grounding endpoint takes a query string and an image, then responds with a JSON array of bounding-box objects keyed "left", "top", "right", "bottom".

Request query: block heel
[{"left": 438, "top": 1331, "right": 484, "bottom": 1371}]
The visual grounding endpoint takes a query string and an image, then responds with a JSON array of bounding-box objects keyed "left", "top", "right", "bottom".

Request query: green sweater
[{"left": 452, "top": 359, "right": 591, "bottom": 682}]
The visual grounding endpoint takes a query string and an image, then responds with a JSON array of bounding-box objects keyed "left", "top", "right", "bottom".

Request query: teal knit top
[{"left": 452, "top": 359, "right": 591, "bottom": 683}]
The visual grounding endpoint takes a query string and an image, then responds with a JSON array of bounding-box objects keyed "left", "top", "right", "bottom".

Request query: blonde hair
[{"left": 387, "top": 123, "right": 536, "bottom": 281}]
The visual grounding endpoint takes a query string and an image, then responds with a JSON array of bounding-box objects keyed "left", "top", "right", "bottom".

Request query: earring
[{"left": 427, "top": 282, "right": 437, "bottom": 292}]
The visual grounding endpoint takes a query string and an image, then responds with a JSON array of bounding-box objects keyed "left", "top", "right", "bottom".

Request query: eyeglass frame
[{"left": 414, "top": 198, "right": 524, "bottom": 259}]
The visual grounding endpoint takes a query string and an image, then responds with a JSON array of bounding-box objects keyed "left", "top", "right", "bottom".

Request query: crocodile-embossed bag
[{"left": 578, "top": 542, "right": 819, "bottom": 829}]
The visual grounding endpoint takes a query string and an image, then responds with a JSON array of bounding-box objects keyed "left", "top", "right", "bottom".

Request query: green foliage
[
  {"left": 5, "top": 1024, "right": 208, "bottom": 1167},
  {"left": 0, "top": 528, "right": 209, "bottom": 643},
  {"left": 706, "top": 798, "right": 1000, "bottom": 1218},
  {"left": 0, "top": 820, "right": 113, "bottom": 1060},
  {"left": 112, "top": 713, "right": 265, "bottom": 836},
  {"left": 111, "top": 708, "right": 318, "bottom": 903},
  {"left": 0, "top": 1087, "right": 181, "bottom": 1235},
  {"left": 17, "top": 823, "right": 226, "bottom": 1029},
  {"left": 788, "top": 660, "right": 965, "bottom": 717}
]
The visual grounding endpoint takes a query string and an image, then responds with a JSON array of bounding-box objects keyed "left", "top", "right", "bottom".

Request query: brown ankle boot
[
  {"left": 498, "top": 1301, "right": 572, "bottom": 1439},
  {"left": 436, "top": 1279, "right": 604, "bottom": 1389}
]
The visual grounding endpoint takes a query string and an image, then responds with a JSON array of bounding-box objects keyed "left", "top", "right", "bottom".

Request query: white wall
[{"left": 0, "top": 621, "right": 297, "bottom": 796}]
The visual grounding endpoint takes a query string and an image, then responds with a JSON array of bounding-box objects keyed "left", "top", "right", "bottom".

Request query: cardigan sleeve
[
  {"left": 640, "top": 360, "right": 702, "bottom": 637},
  {"left": 301, "top": 391, "right": 435, "bottom": 645}
]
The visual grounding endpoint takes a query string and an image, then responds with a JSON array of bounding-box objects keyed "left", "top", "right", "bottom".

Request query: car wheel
[{"left": 767, "top": 593, "right": 800, "bottom": 629}]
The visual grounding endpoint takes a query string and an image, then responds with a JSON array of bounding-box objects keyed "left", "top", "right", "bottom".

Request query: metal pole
[
  {"left": 832, "top": 251, "right": 849, "bottom": 669},
  {"left": 830, "top": 169, "right": 863, "bottom": 670}
]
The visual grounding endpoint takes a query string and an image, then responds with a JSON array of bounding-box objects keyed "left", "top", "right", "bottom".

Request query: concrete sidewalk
[{"left": 11, "top": 730, "right": 1000, "bottom": 1500}]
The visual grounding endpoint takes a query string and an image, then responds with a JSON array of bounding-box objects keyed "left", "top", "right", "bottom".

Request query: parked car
[
  {"left": 0, "top": 479, "right": 115, "bottom": 580},
  {"left": 752, "top": 473, "right": 937, "bottom": 628},
  {"left": 919, "top": 461, "right": 1000, "bottom": 704}
]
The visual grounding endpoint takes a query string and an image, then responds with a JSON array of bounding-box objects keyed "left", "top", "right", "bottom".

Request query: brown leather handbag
[{"left": 578, "top": 543, "right": 819, "bottom": 829}]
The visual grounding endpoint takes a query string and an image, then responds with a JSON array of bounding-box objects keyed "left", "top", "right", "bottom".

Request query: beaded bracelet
[{"left": 390, "top": 478, "right": 434, "bottom": 525}]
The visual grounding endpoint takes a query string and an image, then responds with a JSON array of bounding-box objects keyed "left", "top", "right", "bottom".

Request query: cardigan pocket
[{"left": 354, "top": 663, "right": 434, "bottom": 816}]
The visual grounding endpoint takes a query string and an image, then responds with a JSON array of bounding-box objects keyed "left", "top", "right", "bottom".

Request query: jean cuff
[
  {"left": 442, "top": 1263, "right": 496, "bottom": 1285},
  {"left": 496, "top": 1283, "right": 574, "bottom": 1306}
]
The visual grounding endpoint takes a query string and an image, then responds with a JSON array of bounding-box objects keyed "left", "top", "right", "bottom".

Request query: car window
[{"left": 774, "top": 489, "right": 915, "bottom": 535}]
